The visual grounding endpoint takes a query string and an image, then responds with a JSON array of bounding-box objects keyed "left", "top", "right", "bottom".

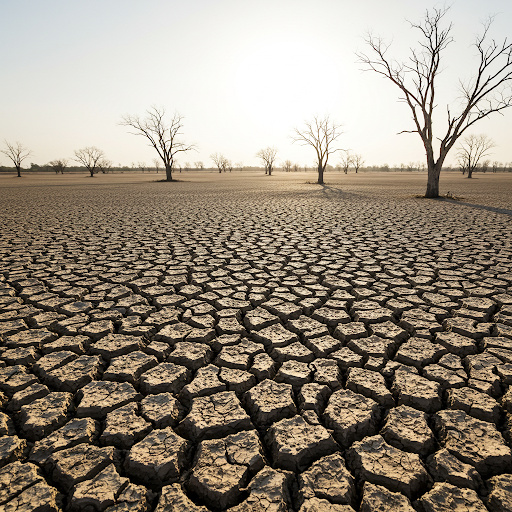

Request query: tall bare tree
[
  {"left": 152, "top": 158, "right": 161, "bottom": 173},
  {"left": 48, "top": 158, "right": 68, "bottom": 175},
  {"left": 211, "top": 153, "right": 229, "bottom": 173},
  {"left": 194, "top": 161, "right": 204, "bottom": 171},
  {"left": 120, "top": 106, "right": 196, "bottom": 182},
  {"left": 282, "top": 160, "right": 293, "bottom": 172},
  {"left": 358, "top": 7, "right": 512, "bottom": 197},
  {"left": 1, "top": 141, "right": 32, "bottom": 177},
  {"left": 457, "top": 134, "right": 496, "bottom": 178},
  {"left": 98, "top": 159, "right": 113, "bottom": 174},
  {"left": 256, "top": 147, "right": 278, "bottom": 176},
  {"left": 353, "top": 154, "right": 364, "bottom": 173},
  {"left": 73, "top": 147, "right": 105, "bottom": 177},
  {"left": 235, "top": 161, "right": 244, "bottom": 172},
  {"left": 291, "top": 115, "right": 343, "bottom": 184}
]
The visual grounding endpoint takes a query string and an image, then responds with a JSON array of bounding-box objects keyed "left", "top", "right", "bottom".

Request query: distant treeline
[{"left": 1, "top": 162, "right": 512, "bottom": 174}]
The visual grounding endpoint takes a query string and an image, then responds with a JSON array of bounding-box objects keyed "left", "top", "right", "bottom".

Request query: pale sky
[{"left": 1, "top": 0, "right": 511, "bottom": 169}]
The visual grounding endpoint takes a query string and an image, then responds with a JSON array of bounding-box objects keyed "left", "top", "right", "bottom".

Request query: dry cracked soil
[{"left": 1, "top": 171, "right": 512, "bottom": 511}]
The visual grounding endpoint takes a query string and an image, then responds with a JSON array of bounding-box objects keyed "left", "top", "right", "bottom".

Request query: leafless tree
[
  {"left": 73, "top": 147, "right": 105, "bottom": 177},
  {"left": 194, "top": 161, "right": 204, "bottom": 171},
  {"left": 152, "top": 158, "right": 161, "bottom": 173},
  {"left": 227, "top": 160, "right": 233, "bottom": 172},
  {"left": 256, "top": 147, "right": 278, "bottom": 176},
  {"left": 138, "top": 162, "right": 147, "bottom": 173},
  {"left": 120, "top": 106, "right": 196, "bottom": 182},
  {"left": 291, "top": 115, "right": 343, "bottom": 184},
  {"left": 282, "top": 160, "right": 293, "bottom": 172},
  {"left": 235, "top": 162, "right": 243, "bottom": 172},
  {"left": 1, "top": 141, "right": 32, "bottom": 177},
  {"left": 340, "top": 152, "right": 353, "bottom": 174},
  {"left": 211, "top": 153, "right": 229, "bottom": 173},
  {"left": 184, "top": 162, "right": 191, "bottom": 172},
  {"left": 481, "top": 159, "right": 490, "bottom": 173},
  {"left": 48, "top": 158, "right": 68, "bottom": 175},
  {"left": 353, "top": 154, "right": 365, "bottom": 173},
  {"left": 492, "top": 160, "right": 500, "bottom": 173},
  {"left": 98, "top": 159, "right": 113, "bottom": 174},
  {"left": 293, "top": 163, "right": 300, "bottom": 172},
  {"left": 457, "top": 134, "right": 496, "bottom": 178},
  {"left": 357, "top": 7, "right": 512, "bottom": 197}
]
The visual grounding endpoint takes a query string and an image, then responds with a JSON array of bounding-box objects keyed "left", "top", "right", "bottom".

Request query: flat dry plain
[{"left": 1, "top": 171, "right": 512, "bottom": 511}]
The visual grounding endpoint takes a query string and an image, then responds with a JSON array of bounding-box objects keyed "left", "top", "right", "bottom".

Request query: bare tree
[
  {"left": 358, "top": 7, "right": 512, "bottom": 197},
  {"left": 98, "top": 159, "right": 113, "bottom": 174},
  {"left": 256, "top": 147, "right": 278, "bottom": 176},
  {"left": 235, "top": 162, "right": 244, "bottom": 172},
  {"left": 293, "top": 163, "right": 300, "bottom": 172},
  {"left": 457, "top": 134, "right": 496, "bottom": 178},
  {"left": 291, "top": 115, "right": 343, "bottom": 184},
  {"left": 1, "top": 141, "right": 32, "bottom": 177},
  {"left": 211, "top": 153, "right": 229, "bottom": 173},
  {"left": 340, "top": 152, "right": 353, "bottom": 174},
  {"left": 184, "top": 162, "right": 191, "bottom": 172},
  {"left": 48, "top": 158, "right": 68, "bottom": 175},
  {"left": 492, "top": 160, "right": 500, "bottom": 173},
  {"left": 120, "top": 106, "right": 196, "bottom": 182},
  {"left": 353, "top": 154, "right": 365, "bottom": 173},
  {"left": 152, "top": 158, "right": 161, "bottom": 173},
  {"left": 282, "top": 160, "right": 293, "bottom": 172},
  {"left": 138, "top": 162, "right": 147, "bottom": 173},
  {"left": 194, "top": 161, "right": 204, "bottom": 171},
  {"left": 73, "top": 147, "right": 105, "bottom": 177},
  {"left": 481, "top": 159, "right": 490, "bottom": 174}
]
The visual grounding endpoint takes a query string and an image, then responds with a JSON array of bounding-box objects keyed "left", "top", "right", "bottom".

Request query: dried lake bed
[{"left": 1, "top": 171, "right": 512, "bottom": 511}]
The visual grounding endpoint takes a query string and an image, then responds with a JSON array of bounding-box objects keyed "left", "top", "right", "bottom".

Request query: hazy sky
[{"left": 1, "top": 0, "right": 511, "bottom": 169}]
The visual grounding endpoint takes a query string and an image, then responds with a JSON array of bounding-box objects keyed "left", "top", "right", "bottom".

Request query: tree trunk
[
  {"left": 16, "top": 166, "right": 21, "bottom": 177},
  {"left": 425, "top": 161, "right": 441, "bottom": 197},
  {"left": 89, "top": 168, "right": 94, "bottom": 177},
  {"left": 318, "top": 164, "right": 324, "bottom": 185},
  {"left": 165, "top": 164, "right": 173, "bottom": 181},
  {"left": 467, "top": 168, "right": 473, "bottom": 178},
  {"left": 268, "top": 167, "right": 272, "bottom": 176}
]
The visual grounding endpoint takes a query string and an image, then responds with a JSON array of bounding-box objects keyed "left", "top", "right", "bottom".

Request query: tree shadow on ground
[{"left": 441, "top": 198, "right": 512, "bottom": 217}]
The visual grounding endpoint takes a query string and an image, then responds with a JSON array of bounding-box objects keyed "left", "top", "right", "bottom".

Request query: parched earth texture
[{"left": 1, "top": 171, "right": 512, "bottom": 511}]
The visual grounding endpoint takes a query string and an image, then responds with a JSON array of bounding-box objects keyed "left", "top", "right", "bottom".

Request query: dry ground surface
[{"left": 0, "top": 171, "right": 512, "bottom": 511}]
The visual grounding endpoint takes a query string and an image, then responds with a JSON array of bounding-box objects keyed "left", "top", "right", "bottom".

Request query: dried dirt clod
[
  {"left": 392, "top": 371, "right": 442, "bottom": 413},
  {"left": 298, "top": 498, "right": 355, "bottom": 511},
  {"left": 346, "top": 367, "right": 394, "bottom": 407},
  {"left": 486, "top": 473, "right": 512, "bottom": 512},
  {"left": 359, "top": 482, "right": 415, "bottom": 512},
  {"left": 47, "top": 443, "right": 115, "bottom": 491},
  {"left": 69, "top": 463, "right": 128, "bottom": 511},
  {"left": 104, "top": 482, "right": 152, "bottom": 512},
  {"left": 76, "top": 380, "right": 142, "bottom": 419},
  {"left": 179, "top": 364, "right": 226, "bottom": 406},
  {"left": 140, "top": 392, "right": 182, "bottom": 428},
  {"left": 29, "top": 417, "right": 100, "bottom": 464},
  {"left": 0, "top": 436, "right": 28, "bottom": 469},
  {"left": 100, "top": 403, "right": 152, "bottom": 449},
  {"left": 103, "top": 351, "right": 158, "bottom": 385},
  {"left": 0, "top": 461, "right": 43, "bottom": 506},
  {"left": 244, "top": 379, "right": 296, "bottom": 427},
  {"left": 447, "top": 387, "right": 500, "bottom": 423},
  {"left": 252, "top": 322, "right": 299, "bottom": 348},
  {"left": 187, "top": 430, "right": 266, "bottom": 510},
  {"left": 434, "top": 409, "right": 512, "bottom": 477},
  {"left": 3, "top": 481, "right": 61, "bottom": 512},
  {"left": 414, "top": 482, "right": 488, "bottom": 512},
  {"left": 167, "top": 342, "right": 213, "bottom": 371},
  {"left": 124, "top": 427, "right": 190, "bottom": 486},
  {"left": 154, "top": 483, "right": 209, "bottom": 512},
  {"left": 426, "top": 448, "right": 483, "bottom": 491},
  {"left": 177, "top": 391, "right": 253, "bottom": 441},
  {"left": 139, "top": 362, "right": 191, "bottom": 395},
  {"left": 90, "top": 333, "right": 145, "bottom": 360},
  {"left": 298, "top": 452, "right": 355, "bottom": 507},
  {"left": 250, "top": 352, "right": 278, "bottom": 381},
  {"left": 380, "top": 405, "right": 435, "bottom": 457},
  {"left": 45, "top": 354, "right": 103, "bottom": 393},
  {"left": 227, "top": 466, "right": 293, "bottom": 512},
  {"left": 323, "top": 388, "right": 380, "bottom": 448},
  {"left": 346, "top": 434, "right": 430, "bottom": 500},
  {"left": 267, "top": 415, "right": 338, "bottom": 472}
]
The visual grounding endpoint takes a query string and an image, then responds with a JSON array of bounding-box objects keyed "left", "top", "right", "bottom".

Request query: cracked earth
[{"left": 1, "top": 172, "right": 512, "bottom": 511}]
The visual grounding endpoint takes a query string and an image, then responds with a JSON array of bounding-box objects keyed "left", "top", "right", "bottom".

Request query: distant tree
[
  {"left": 184, "top": 162, "right": 191, "bottom": 172},
  {"left": 353, "top": 154, "right": 364, "bottom": 173},
  {"left": 73, "top": 147, "right": 105, "bottom": 177},
  {"left": 194, "top": 161, "right": 204, "bottom": 171},
  {"left": 492, "top": 160, "right": 500, "bottom": 173},
  {"left": 256, "top": 147, "right": 278, "bottom": 176},
  {"left": 235, "top": 161, "right": 244, "bottom": 172},
  {"left": 1, "top": 141, "right": 32, "bottom": 177},
  {"left": 138, "top": 162, "right": 147, "bottom": 173},
  {"left": 48, "top": 158, "right": 68, "bottom": 175},
  {"left": 481, "top": 159, "right": 490, "bottom": 174},
  {"left": 120, "top": 106, "right": 196, "bottom": 182},
  {"left": 292, "top": 115, "right": 343, "bottom": 184},
  {"left": 153, "top": 158, "right": 161, "bottom": 173},
  {"left": 293, "top": 163, "right": 299, "bottom": 172},
  {"left": 211, "top": 153, "right": 229, "bottom": 173},
  {"left": 282, "top": 160, "right": 293, "bottom": 172},
  {"left": 358, "top": 7, "right": 512, "bottom": 197},
  {"left": 340, "top": 152, "right": 353, "bottom": 174},
  {"left": 98, "top": 159, "right": 113, "bottom": 174},
  {"left": 457, "top": 134, "right": 496, "bottom": 178}
]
